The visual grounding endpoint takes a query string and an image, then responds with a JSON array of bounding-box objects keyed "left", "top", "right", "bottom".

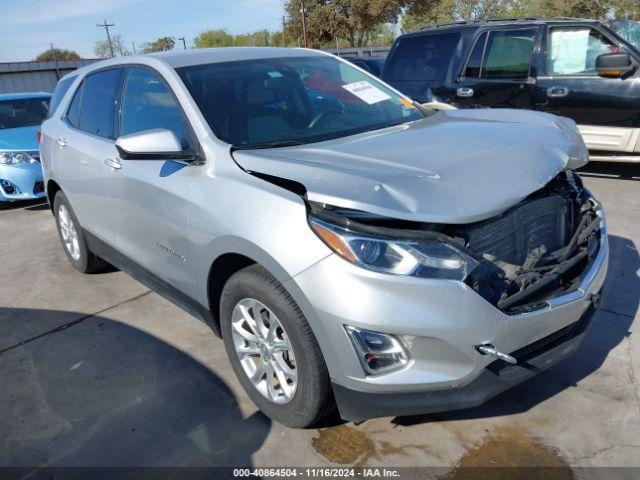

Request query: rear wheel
[
  {"left": 220, "top": 264, "right": 333, "bottom": 427},
  {"left": 54, "top": 191, "right": 107, "bottom": 273}
]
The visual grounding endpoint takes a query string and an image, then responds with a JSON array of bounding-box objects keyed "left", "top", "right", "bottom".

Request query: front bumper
[
  {"left": 293, "top": 226, "right": 608, "bottom": 422},
  {"left": 0, "top": 162, "right": 45, "bottom": 201}
]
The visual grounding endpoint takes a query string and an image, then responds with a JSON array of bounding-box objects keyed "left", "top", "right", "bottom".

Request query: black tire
[
  {"left": 220, "top": 264, "right": 334, "bottom": 428},
  {"left": 53, "top": 191, "right": 108, "bottom": 274}
]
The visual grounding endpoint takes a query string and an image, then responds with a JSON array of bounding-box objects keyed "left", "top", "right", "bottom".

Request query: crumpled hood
[
  {"left": 0, "top": 126, "right": 39, "bottom": 152},
  {"left": 233, "top": 109, "right": 589, "bottom": 224}
]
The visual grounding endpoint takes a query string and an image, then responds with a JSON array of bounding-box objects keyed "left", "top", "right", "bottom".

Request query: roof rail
[{"left": 418, "top": 16, "right": 598, "bottom": 31}]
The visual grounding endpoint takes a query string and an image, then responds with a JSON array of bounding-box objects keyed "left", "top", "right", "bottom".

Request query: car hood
[
  {"left": 0, "top": 126, "right": 39, "bottom": 152},
  {"left": 233, "top": 109, "right": 589, "bottom": 224}
]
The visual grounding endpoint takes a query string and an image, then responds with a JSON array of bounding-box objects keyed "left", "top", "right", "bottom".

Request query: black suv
[{"left": 382, "top": 18, "right": 640, "bottom": 161}]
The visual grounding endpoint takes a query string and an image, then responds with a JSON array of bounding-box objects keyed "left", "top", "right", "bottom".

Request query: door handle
[
  {"left": 104, "top": 158, "right": 122, "bottom": 170},
  {"left": 56, "top": 138, "right": 67, "bottom": 148},
  {"left": 546, "top": 86, "right": 570, "bottom": 98},
  {"left": 456, "top": 87, "right": 474, "bottom": 98}
]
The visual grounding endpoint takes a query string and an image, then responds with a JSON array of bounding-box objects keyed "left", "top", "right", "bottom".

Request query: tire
[
  {"left": 53, "top": 191, "right": 108, "bottom": 274},
  {"left": 220, "top": 264, "right": 334, "bottom": 428}
]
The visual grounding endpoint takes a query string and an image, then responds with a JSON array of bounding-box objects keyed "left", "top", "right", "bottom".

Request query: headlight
[
  {"left": 309, "top": 217, "right": 478, "bottom": 280},
  {"left": 0, "top": 152, "right": 38, "bottom": 165}
]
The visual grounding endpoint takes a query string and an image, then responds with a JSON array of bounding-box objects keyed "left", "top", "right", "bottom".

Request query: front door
[
  {"left": 453, "top": 28, "right": 539, "bottom": 109},
  {"left": 535, "top": 24, "right": 640, "bottom": 152},
  {"left": 102, "top": 66, "right": 198, "bottom": 295}
]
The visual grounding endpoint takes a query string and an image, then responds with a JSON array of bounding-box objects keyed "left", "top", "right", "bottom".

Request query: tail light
[{"left": 36, "top": 130, "right": 42, "bottom": 144}]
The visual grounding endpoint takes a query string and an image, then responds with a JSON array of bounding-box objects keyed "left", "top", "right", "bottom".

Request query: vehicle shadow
[
  {"left": 579, "top": 161, "right": 640, "bottom": 182},
  {"left": 0, "top": 307, "right": 271, "bottom": 468},
  {"left": 393, "top": 234, "right": 638, "bottom": 426},
  {"left": 0, "top": 198, "right": 49, "bottom": 211}
]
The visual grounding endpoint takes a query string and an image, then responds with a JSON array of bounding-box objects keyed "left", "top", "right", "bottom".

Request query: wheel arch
[{"left": 46, "top": 179, "right": 62, "bottom": 212}]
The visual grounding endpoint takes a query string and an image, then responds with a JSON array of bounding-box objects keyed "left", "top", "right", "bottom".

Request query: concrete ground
[{"left": 1, "top": 162, "right": 639, "bottom": 476}]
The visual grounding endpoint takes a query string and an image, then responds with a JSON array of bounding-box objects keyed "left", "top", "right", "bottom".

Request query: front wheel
[{"left": 220, "top": 264, "right": 333, "bottom": 428}]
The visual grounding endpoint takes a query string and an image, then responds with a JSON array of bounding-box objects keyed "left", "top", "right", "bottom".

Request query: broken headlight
[{"left": 309, "top": 217, "right": 478, "bottom": 280}]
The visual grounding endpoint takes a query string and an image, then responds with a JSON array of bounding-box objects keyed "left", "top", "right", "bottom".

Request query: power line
[{"left": 96, "top": 19, "right": 115, "bottom": 58}]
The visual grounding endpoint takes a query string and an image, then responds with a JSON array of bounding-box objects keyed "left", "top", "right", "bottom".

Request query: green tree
[
  {"left": 285, "top": 0, "right": 409, "bottom": 47},
  {"left": 194, "top": 29, "right": 235, "bottom": 48},
  {"left": 35, "top": 48, "right": 80, "bottom": 62},
  {"left": 142, "top": 36, "right": 175, "bottom": 53},
  {"left": 94, "top": 34, "right": 130, "bottom": 58}
]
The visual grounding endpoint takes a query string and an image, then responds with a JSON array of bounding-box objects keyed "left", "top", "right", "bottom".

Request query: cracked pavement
[{"left": 0, "top": 162, "right": 638, "bottom": 472}]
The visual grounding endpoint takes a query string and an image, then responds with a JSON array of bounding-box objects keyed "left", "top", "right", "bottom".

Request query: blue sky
[{"left": 0, "top": 0, "right": 286, "bottom": 62}]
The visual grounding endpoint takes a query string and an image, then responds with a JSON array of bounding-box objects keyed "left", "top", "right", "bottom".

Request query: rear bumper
[
  {"left": 0, "top": 163, "right": 45, "bottom": 201},
  {"left": 333, "top": 301, "right": 599, "bottom": 422}
]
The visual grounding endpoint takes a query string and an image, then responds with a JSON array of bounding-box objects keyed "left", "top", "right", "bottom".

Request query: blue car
[{"left": 0, "top": 92, "right": 51, "bottom": 202}]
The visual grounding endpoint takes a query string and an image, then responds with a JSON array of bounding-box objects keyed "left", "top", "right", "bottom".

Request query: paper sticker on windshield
[{"left": 342, "top": 81, "right": 391, "bottom": 104}]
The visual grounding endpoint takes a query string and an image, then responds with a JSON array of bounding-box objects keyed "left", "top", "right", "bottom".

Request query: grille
[{"left": 463, "top": 194, "right": 571, "bottom": 275}]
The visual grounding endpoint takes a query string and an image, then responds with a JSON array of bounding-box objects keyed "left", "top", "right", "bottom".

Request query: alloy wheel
[
  {"left": 58, "top": 204, "right": 81, "bottom": 261},
  {"left": 231, "top": 298, "right": 297, "bottom": 404}
]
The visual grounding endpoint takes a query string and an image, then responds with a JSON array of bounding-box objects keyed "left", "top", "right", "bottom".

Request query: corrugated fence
[{"left": 0, "top": 59, "right": 100, "bottom": 94}]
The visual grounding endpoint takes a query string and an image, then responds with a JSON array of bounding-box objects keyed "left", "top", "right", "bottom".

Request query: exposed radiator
[{"left": 462, "top": 194, "right": 571, "bottom": 274}]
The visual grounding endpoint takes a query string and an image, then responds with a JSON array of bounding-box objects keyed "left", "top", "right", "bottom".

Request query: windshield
[
  {"left": 0, "top": 97, "right": 50, "bottom": 130},
  {"left": 177, "top": 56, "right": 421, "bottom": 148},
  {"left": 610, "top": 20, "right": 640, "bottom": 50}
]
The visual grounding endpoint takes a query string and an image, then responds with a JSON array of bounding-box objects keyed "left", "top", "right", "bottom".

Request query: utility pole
[
  {"left": 131, "top": 41, "right": 136, "bottom": 54},
  {"left": 282, "top": 16, "right": 286, "bottom": 47},
  {"left": 300, "top": 0, "right": 308, "bottom": 48},
  {"left": 50, "top": 43, "right": 60, "bottom": 79},
  {"left": 178, "top": 37, "right": 187, "bottom": 50},
  {"left": 96, "top": 19, "right": 115, "bottom": 58}
]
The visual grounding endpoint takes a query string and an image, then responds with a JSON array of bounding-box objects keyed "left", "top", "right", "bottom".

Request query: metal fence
[
  {"left": 327, "top": 46, "right": 390, "bottom": 57},
  {"left": 0, "top": 59, "right": 100, "bottom": 94}
]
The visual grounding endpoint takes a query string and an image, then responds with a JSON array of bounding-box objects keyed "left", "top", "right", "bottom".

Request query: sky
[{"left": 0, "top": 0, "right": 286, "bottom": 62}]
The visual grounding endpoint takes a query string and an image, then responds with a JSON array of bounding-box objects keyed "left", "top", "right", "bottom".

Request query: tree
[
  {"left": 285, "top": 0, "right": 409, "bottom": 47},
  {"left": 142, "top": 36, "right": 175, "bottom": 53},
  {"left": 35, "top": 48, "right": 80, "bottom": 62},
  {"left": 194, "top": 29, "right": 235, "bottom": 48},
  {"left": 94, "top": 34, "right": 130, "bottom": 58}
]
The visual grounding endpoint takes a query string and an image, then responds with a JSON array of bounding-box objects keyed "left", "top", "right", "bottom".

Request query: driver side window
[
  {"left": 548, "top": 27, "right": 618, "bottom": 76},
  {"left": 120, "top": 67, "right": 192, "bottom": 148}
]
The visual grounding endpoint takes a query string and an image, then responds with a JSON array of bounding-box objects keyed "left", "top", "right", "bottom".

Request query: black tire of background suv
[
  {"left": 220, "top": 264, "right": 335, "bottom": 428},
  {"left": 53, "top": 191, "right": 108, "bottom": 274}
]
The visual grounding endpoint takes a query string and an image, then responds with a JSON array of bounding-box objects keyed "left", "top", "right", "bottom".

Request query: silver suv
[{"left": 40, "top": 48, "right": 608, "bottom": 427}]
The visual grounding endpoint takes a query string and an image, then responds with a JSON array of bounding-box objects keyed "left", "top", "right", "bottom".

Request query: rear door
[
  {"left": 102, "top": 66, "right": 197, "bottom": 294},
  {"left": 534, "top": 24, "right": 640, "bottom": 152},
  {"left": 52, "top": 68, "right": 123, "bottom": 242},
  {"left": 454, "top": 27, "right": 539, "bottom": 109}
]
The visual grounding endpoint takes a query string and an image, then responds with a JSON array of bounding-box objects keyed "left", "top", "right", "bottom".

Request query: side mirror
[
  {"left": 116, "top": 128, "right": 197, "bottom": 161},
  {"left": 596, "top": 52, "right": 633, "bottom": 78}
]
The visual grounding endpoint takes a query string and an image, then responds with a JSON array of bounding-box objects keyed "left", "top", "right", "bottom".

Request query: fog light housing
[
  {"left": 345, "top": 326, "right": 410, "bottom": 375},
  {"left": 0, "top": 179, "right": 18, "bottom": 195}
]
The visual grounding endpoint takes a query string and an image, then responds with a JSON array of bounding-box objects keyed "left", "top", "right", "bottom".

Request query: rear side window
[
  {"left": 47, "top": 76, "right": 75, "bottom": 118},
  {"left": 120, "top": 67, "right": 191, "bottom": 148},
  {"left": 482, "top": 29, "right": 537, "bottom": 79},
  {"left": 77, "top": 68, "right": 122, "bottom": 138},
  {"left": 384, "top": 33, "right": 461, "bottom": 84},
  {"left": 66, "top": 83, "right": 83, "bottom": 128}
]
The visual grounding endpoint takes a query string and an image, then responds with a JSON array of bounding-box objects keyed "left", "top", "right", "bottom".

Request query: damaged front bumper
[{"left": 292, "top": 205, "right": 608, "bottom": 422}]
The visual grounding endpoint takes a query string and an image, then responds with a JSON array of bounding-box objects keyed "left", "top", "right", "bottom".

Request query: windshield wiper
[{"left": 232, "top": 140, "right": 303, "bottom": 151}]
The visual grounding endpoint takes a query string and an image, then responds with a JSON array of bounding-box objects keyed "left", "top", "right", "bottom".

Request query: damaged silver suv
[{"left": 40, "top": 48, "right": 608, "bottom": 427}]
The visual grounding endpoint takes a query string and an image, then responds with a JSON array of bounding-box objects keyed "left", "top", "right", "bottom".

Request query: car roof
[
  {"left": 149, "top": 47, "right": 326, "bottom": 68},
  {"left": 402, "top": 17, "right": 603, "bottom": 37},
  {"left": 70, "top": 47, "right": 330, "bottom": 77},
  {"left": 0, "top": 92, "right": 51, "bottom": 101}
]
